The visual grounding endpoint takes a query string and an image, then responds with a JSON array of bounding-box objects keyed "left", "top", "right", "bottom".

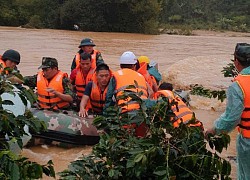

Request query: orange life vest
[
  {"left": 37, "top": 71, "right": 70, "bottom": 110},
  {"left": 113, "top": 68, "right": 148, "bottom": 112},
  {"left": 0, "top": 58, "right": 7, "bottom": 74},
  {"left": 89, "top": 74, "right": 109, "bottom": 113},
  {"left": 75, "top": 50, "right": 98, "bottom": 69},
  {"left": 137, "top": 62, "right": 158, "bottom": 92},
  {"left": 235, "top": 74, "right": 250, "bottom": 138},
  {"left": 155, "top": 90, "right": 202, "bottom": 128},
  {"left": 75, "top": 67, "right": 95, "bottom": 100},
  {"left": 113, "top": 68, "right": 149, "bottom": 137}
]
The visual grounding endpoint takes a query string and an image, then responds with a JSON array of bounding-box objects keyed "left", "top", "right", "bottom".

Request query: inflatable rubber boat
[{"left": 30, "top": 109, "right": 99, "bottom": 145}]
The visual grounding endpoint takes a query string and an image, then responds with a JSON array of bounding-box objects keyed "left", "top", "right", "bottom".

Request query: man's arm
[
  {"left": 206, "top": 82, "right": 244, "bottom": 135},
  {"left": 104, "top": 77, "right": 116, "bottom": 110},
  {"left": 23, "top": 74, "right": 38, "bottom": 89}
]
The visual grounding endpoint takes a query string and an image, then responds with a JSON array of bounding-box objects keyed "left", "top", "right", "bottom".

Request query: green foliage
[
  {"left": 0, "top": 70, "right": 55, "bottom": 179},
  {"left": 190, "top": 84, "right": 227, "bottom": 102},
  {"left": 221, "top": 61, "right": 239, "bottom": 77},
  {"left": 59, "top": 89, "right": 231, "bottom": 179}
]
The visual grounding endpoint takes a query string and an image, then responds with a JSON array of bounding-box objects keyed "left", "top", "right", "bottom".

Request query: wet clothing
[
  {"left": 213, "top": 66, "right": 250, "bottom": 180},
  {"left": 71, "top": 49, "right": 104, "bottom": 71}
]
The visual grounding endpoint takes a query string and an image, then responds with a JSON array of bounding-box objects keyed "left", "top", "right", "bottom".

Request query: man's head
[
  {"left": 159, "top": 82, "right": 173, "bottom": 91},
  {"left": 234, "top": 43, "right": 250, "bottom": 71},
  {"left": 119, "top": 51, "right": 137, "bottom": 70},
  {"left": 80, "top": 52, "right": 92, "bottom": 73},
  {"left": 39, "top": 57, "right": 59, "bottom": 80},
  {"left": 2, "top": 49, "right": 21, "bottom": 68},
  {"left": 96, "top": 63, "right": 111, "bottom": 88},
  {"left": 78, "top": 38, "right": 95, "bottom": 54}
]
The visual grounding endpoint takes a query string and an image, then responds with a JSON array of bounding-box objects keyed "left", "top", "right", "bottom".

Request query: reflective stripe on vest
[
  {"left": 155, "top": 90, "right": 197, "bottom": 128},
  {"left": 114, "top": 68, "right": 148, "bottom": 112},
  {"left": 235, "top": 74, "right": 250, "bottom": 138},
  {"left": 37, "top": 71, "right": 69, "bottom": 110},
  {"left": 75, "top": 50, "right": 98, "bottom": 69},
  {"left": 75, "top": 68, "right": 95, "bottom": 99},
  {"left": 113, "top": 69, "right": 148, "bottom": 112}
]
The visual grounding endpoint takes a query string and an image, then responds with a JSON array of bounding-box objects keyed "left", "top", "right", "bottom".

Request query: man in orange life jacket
[
  {"left": 155, "top": 82, "right": 202, "bottom": 128},
  {"left": 206, "top": 43, "right": 250, "bottom": 180},
  {"left": 71, "top": 38, "right": 104, "bottom": 71},
  {"left": 70, "top": 52, "right": 95, "bottom": 108},
  {"left": 104, "top": 51, "right": 150, "bottom": 137},
  {"left": 78, "top": 63, "right": 111, "bottom": 117},
  {"left": 24, "top": 57, "right": 73, "bottom": 110}
]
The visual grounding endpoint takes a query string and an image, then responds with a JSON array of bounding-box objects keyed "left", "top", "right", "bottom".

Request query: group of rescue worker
[
  {"left": 0, "top": 38, "right": 199, "bottom": 132},
  {"left": 1, "top": 39, "right": 250, "bottom": 179}
]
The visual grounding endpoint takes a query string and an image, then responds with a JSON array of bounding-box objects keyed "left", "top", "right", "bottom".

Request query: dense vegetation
[
  {"left": 59, "top": 85, "right": 231, "bottom": 179},
  {"left": 0, "top": 0, "right": 249, "bottom": 34},
  {"left": 0, "top": 69, "right": 55, "bottom": 179}
]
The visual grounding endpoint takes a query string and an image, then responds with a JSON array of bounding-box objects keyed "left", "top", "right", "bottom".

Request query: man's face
[
  {"left": 80, "top": 59, "right": 92, "bottom": 72},
  {"left": 96, "top": 69, "right": 111, "bottom": 87},
  {"left": 42, "top": 67, "right": 57, "bottom": 80},
  {"left": 5, "top": 60, "right": 17, "bottom": 69},
  {"left": 81, "top": 46, "right": 94, "bottom": 54}
]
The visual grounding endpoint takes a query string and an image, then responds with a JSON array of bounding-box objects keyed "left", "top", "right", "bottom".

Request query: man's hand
[
  {"left": 79, "top": 108, "right": 88, "bottom": 117},
  {"left": 205, "top": 128, "right": 216, "bottom": 139}
]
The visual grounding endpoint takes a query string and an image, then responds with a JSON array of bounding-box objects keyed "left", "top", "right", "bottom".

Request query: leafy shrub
[
  {"left": 0, "top": 68, "right": 55, "bottom": 179},
  {"left": 59, "top": 88, "right": 231, "bottom": 179}
]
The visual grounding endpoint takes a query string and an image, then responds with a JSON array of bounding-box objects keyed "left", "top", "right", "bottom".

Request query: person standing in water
[{"left": 206, "top": 43, "right": 250, "bottom": 180}]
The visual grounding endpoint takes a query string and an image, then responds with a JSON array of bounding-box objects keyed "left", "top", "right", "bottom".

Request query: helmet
[
  {"left": 78, "top": 38, "right": 95, "bottom": 48},
  {"left": 138, "top": 56, "right": 150, "bottom": 64},
  {"left": 119, "top": 51, "right": 137, "bottom": 64},
  {"left": 2, "top": 49, "right": 21, "bottom": 65}
]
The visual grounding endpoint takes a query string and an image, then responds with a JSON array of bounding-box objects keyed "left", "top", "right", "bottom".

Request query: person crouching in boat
[
  {"left": 155, "top": 82, "right": 203, "bottom": 128},
  {"left": 78, "top": 63, "right": 112, "bottom": 117},
  {"left": 70, "top": 52, "right": 95, "bottom": 110},
  {"left": 24, "top": 57, "right": 73, "bottom": 111}
]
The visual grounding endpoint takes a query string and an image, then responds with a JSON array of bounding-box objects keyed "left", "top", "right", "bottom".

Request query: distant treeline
[{"left": 0, "top": 0, "right": 249, "bottom": 34}]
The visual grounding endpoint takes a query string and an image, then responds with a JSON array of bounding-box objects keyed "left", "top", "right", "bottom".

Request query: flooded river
[{"left": 1, "top": 26, "right": 250, "bottom": 179}]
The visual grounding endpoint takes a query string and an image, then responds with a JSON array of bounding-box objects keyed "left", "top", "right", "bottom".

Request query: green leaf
[{"left": 134, "top": 154, "right": 144, "bottom": 163}]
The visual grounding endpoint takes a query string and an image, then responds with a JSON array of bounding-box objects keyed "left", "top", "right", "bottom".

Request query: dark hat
[
  {"left": 38, "top": 57, "right": 58, "bottom": 69},
  {"left": 78, "top": 38, "right": 95, "bottom": 48},
  {"left": 2, "top": 49, "right": 21, "bottom": 65},
  {"left": 234, "top": 43, "right": 250, "bottom": 62}
]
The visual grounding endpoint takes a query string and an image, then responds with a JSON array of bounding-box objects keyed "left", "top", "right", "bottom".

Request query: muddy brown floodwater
[{"left": 1, "top": 26, "right": 250, "bottom": 179}]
